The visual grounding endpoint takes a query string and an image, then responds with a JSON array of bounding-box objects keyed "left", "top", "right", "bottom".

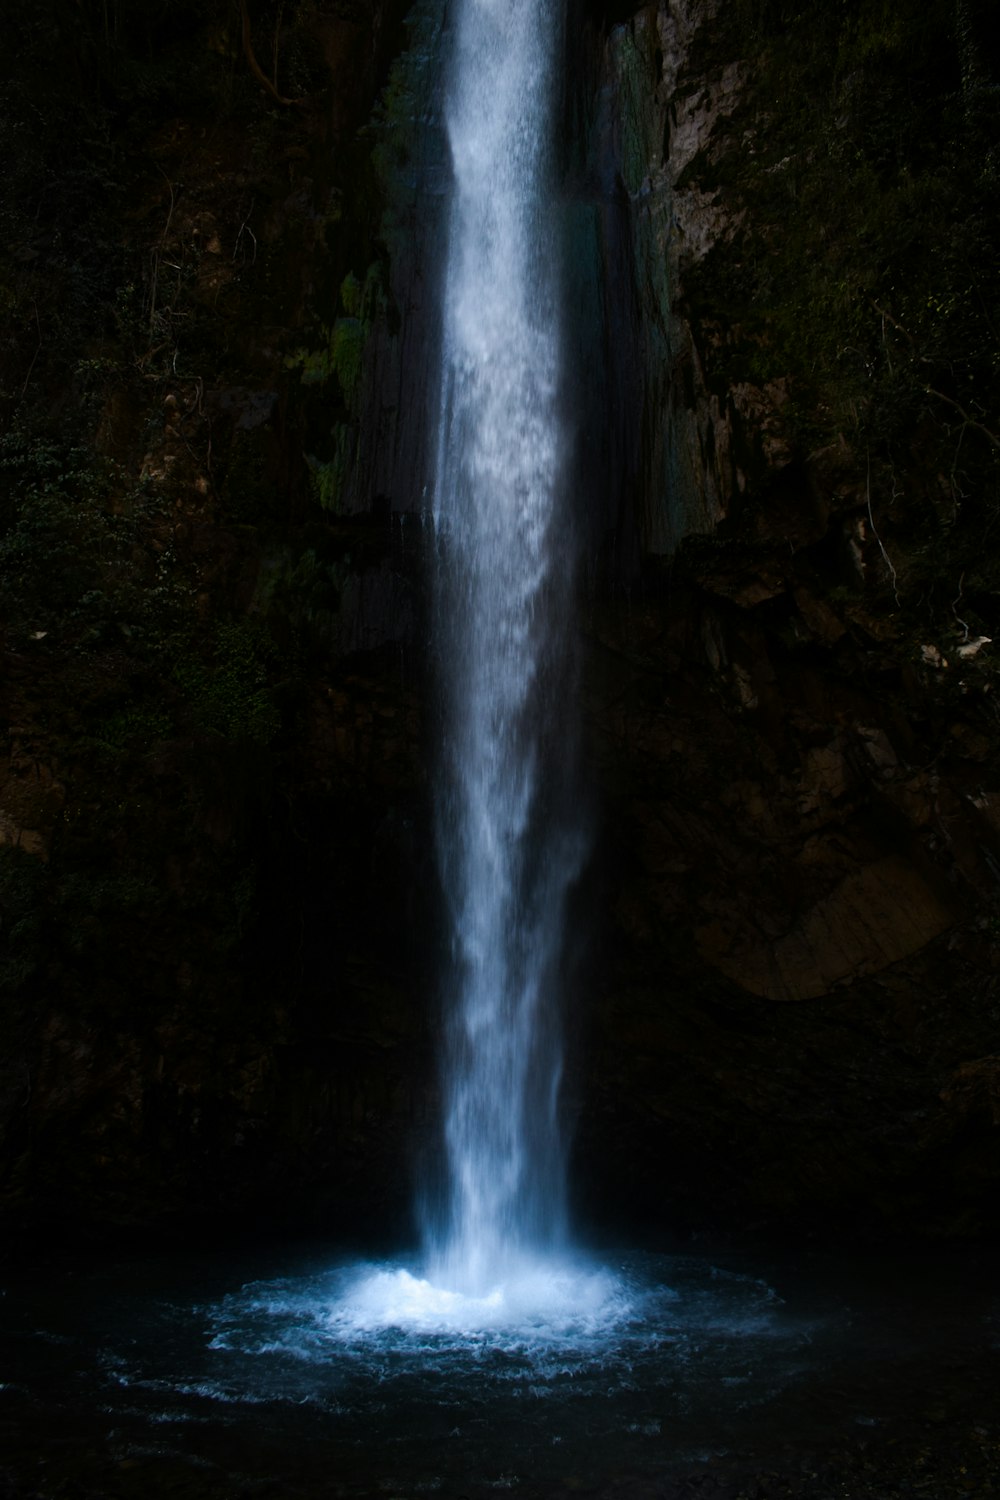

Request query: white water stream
[
  {"left": 425, "top": 0, "right": 583, "bottom": 1301},
  {"left": 319, "top": 0, "right": 587, "bottom": 1333}
]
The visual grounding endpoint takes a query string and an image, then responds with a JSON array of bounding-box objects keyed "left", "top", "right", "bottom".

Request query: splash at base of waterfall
[
  {"left": 331, "top": 1256, "right": 630, "bottom": 1337},
  {"left": 6, "top": 1239, "right": 995, "bottom": 1500}
]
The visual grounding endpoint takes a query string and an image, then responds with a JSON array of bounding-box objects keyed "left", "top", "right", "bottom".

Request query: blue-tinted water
[
  {"left": 3, "top": 1241, "right": 997, "bottom": 1497},
  {"left": 428, "top": 0, "right": 581, "bottom": 1291}
]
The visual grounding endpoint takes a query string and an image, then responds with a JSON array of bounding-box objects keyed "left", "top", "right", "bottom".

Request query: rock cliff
[
  {"left": 0, "top": 0, "right": 434, "bottom": 1247},
  {"left": 2, "top": 0, "right": 999, "bottom": 1247},
  {"left": 571, "top": 0, "right": 1000, "bottom": 1236}
]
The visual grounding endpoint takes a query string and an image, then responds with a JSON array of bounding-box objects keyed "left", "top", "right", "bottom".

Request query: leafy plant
[{"left": 172, "top": 621, "right": 281, "bottom": 745}]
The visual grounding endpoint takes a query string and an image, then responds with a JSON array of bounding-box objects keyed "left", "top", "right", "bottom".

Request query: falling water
[{"left": 427, "top": 0, "right": 582, "bottom": 1296}]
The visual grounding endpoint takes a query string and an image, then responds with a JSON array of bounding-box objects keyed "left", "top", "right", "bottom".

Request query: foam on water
[
  {"left": 193, "top": 1252, "right": 802, "bottom": 1391},
  {"left": 328, "top": 1258, "right": 631, "bottom": 1339},
  {"left": 6, "top": 1243, "right": 995, "bottom": 1499}
]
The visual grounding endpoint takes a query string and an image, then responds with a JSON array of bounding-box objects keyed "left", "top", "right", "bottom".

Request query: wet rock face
[
  {"left": 570, "top": 0, "right": 1000, "bottom": 1238},
  {"left": 577, "top": 560, "right": 1000, "bottom": 1237},
  {"left": 0, "top": 0, "right": 437, "bottom": 1250}
]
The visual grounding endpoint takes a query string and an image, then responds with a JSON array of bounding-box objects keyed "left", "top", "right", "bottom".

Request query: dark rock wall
[
  {"left": 571, "top": 0, "right": 1000, "bottom": 1238},
  {"left": 0, "top": 0, "right": 439, "bottom": 1249},
  {"left": 2, "top": 0, "right": 999, "bottom": 1249}
]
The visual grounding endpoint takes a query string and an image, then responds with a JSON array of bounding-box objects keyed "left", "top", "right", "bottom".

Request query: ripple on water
[
  {"left": 195, "top": 1250, "right": 804, "bottom": 1411},
  {"left": 26, "top": 1246, "right": 985, "bottom": 1497}
]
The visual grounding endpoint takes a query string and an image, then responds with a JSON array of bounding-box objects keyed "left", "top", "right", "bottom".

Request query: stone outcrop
[{"left": 567, "top": 0, "right": 1000, "bottom": 1238}]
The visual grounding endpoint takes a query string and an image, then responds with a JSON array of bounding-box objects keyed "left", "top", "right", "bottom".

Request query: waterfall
[{"left": 428, "top": 0, "right": 582, "bottom": 1297}]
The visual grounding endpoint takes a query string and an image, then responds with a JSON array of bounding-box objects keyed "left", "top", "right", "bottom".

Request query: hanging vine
[{"left": 238, "top": 0, "right": 303, "bottom": 107}]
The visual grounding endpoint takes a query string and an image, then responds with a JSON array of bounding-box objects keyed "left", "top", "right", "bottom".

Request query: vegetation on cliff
[
  {"left": 1, "top": 0, "right": 426, "bottom": 1240},
  {"left": 682, "top": 0, "right": 1000, "bottom": 637},
  {"left": 572, "top": 0, "right": 1000, "bottom": 1242}
]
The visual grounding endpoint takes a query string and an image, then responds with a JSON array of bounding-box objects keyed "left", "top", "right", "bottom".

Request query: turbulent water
[
  {"left": 427, "top": 0, "right": 581, "bottom": 1294},
  {"left": 0, "top": 1248, "right": 825, "bottom": 1491},
  {"left": 6, "top": 1242, "right": 997, "bottom": 1499}
]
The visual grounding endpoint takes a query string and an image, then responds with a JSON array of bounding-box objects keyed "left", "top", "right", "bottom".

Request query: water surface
[{"left": 4, "top": 1240, "right": 997, "bottom": 1497}]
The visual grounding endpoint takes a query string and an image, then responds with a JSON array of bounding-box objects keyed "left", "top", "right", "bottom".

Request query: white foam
[
  {"left": 329, "top": 1259, "right": 631, "bottom": 1340},
  {"left": 429, "top": 0, "right": 577, "bottom": 1281}
]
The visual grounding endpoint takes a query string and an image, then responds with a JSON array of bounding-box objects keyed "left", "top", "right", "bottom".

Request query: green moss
[
  {"left": 58, "top": 868, "right": 163, "bottom": 958},
  {"left": 95, "top": 703, "right": 174, "bottom": 757},
  {"left": 256, "top": 546, "right": 346, "bottom": 653},
  {"left": 172, "top": 621, "right": 280, "bottom": 746},
  {"left": 287, "top": 259, "right": 387, "bottom": 416},
  {"left": 306, "top": 424, "right": 357, "bottom": 515},
  {"left": 0, "top": 434, "right": 193, "bottom": 650},
  {"left": 285, "top": 318, "right": 363, "bottom": 399},
  {"left": 330, "top": 318, "right": 366, "bottom": 403},
  {"left": 609, "top": 20, "right": 661, "bottom": 199},
  {"left": 340, "top": 272, "right": 363, "bottom": 318},
  {"left": 684, "top": 0, "right": 998, "bottom": 441}
]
